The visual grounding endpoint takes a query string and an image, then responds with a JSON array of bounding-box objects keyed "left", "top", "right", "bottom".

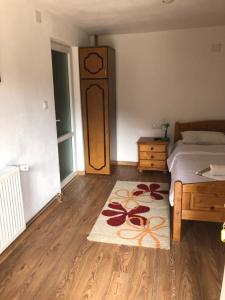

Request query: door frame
[{"left": 51, "top": 40, "right": 77, "bottom": 188}]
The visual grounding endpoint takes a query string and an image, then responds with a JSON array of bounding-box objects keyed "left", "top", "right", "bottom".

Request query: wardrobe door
[
  {"left": 79, "top": 48, "right": 108, "bottom": 79},
  {"left": 81, "top": 79, "right": 110, "bottom": 174}
]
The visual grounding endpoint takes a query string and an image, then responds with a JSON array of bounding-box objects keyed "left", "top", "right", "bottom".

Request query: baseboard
[
  {"left": 77, "top": 170, "right": 85, "bottom": 176},
  {"left": 77, "top": 163, "right": 138, "bottom": 172},
  {"left": 111, "top": 160, "right": 138, "bottom": 167},
  {"left": 27, "top": 193, "right": 62, "bottom": 227}
]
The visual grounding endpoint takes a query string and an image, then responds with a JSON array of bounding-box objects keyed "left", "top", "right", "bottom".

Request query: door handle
[{"left": 56, "top": 120, "right": 61, "bottom": 122}]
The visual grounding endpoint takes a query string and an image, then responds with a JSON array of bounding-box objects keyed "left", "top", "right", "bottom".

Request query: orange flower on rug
[{"left": 87, "top": 181, "right": 170, "bottom": 250}]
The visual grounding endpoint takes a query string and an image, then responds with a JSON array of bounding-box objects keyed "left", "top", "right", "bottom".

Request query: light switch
[
  {"left": 35, "top": 10, "right": 42, "bottom": 24},
  {"left": 152, "top": 123, "right": 161, "bottom": 129},
  {"left": 42, "top": 101, "right": 48, "bottom": 110}
]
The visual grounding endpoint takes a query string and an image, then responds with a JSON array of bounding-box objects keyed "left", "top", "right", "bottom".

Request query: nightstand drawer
[
  {"left": 140, "top": 152, "right": 167, "bottom": 160},
  {"left": 139, "top": 144, "right": 166, "bottom": 153},
  {"left": 190, "top": 194, "right": 225, "bottom": 212},
  {"left": 139, "top": 160, "right": 166, "bottom": 169}
]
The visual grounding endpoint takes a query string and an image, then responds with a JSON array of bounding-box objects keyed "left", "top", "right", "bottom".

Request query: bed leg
[{"left": 173, "top": 181, "right": 182, "bottom": 242}]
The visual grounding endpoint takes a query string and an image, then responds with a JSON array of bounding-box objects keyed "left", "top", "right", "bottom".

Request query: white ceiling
[{"left": 37, "top": 0, "right": 225, "bottom": 35}]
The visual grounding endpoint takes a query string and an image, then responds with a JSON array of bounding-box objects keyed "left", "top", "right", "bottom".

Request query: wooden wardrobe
[{"left": 79, "top": 47, "right": 116, "bottom": 175}]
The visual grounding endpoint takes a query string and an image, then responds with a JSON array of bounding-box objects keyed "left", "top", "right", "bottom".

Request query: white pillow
[
  {"left": 210, "top": 164, "right": 225, "bottom": 176},
  {"left": 181, "top": 131, "right": 225, "bottom": 145}
]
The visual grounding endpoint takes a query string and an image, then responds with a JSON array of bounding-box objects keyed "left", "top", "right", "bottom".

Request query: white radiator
[{"left": 0, "top": 167, "right": 26, "bottom": 254}]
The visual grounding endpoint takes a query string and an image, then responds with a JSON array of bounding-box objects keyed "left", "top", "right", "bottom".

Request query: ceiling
[{"left": 37, "top": 0, "right": 225, "bottom": 35}]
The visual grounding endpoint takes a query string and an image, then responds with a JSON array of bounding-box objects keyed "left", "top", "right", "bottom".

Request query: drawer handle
[
  {"left": 210, "top": 206, "right": 215, "bottom": 210},
  {"left": 151, "top": 147, "right": 154, "bottom": 150},
  {"left": 151, "top": 155, "right": 154, "bottom": 159},
  {"left": 151, "top": 163, "right": 154, "bottom": 167}
]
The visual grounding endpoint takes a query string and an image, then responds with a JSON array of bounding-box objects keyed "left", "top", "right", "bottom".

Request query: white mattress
[{"left": 167, "top": 141, "right": 225, "bottom": 206}]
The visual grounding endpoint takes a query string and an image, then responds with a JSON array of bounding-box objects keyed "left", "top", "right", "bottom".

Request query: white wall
[
  {"left": 0, "top": 0, "right": 88, "bottom": 222},
  {"left": 99, "top": 27, "right": 225, "bottom": 162}
]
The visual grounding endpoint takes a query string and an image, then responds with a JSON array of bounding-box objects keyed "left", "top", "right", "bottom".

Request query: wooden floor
[{"left": 0, "top": 166, "right": 224, "bottom": 300}]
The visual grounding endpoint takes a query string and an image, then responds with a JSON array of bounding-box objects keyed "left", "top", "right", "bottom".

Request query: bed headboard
[{"left": 174, "top": 120, "right": 225, "bottom": 143}]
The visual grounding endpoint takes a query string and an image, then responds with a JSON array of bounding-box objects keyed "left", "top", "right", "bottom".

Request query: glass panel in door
[
  {"left": 51, "top": 47, "right": 74, "bottom": 184},
  {"left": 58, "top": 138, "right": 74, "bottom": 181},
  {"left": 51, "top": 50, "right": 72, "bottom": 137}
]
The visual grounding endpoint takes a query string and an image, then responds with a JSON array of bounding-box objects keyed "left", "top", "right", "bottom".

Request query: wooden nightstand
[{"left": 137, "top": 137, "right": 169, "bottom": 173}]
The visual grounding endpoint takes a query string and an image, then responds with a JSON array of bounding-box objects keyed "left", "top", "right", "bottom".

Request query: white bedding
[{"left": 167, "top": 141, "right": 225, "bottom": 206}]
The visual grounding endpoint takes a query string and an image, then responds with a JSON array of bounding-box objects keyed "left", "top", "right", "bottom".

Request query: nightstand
[{"left": 137, "top": 137, "right": 169, "bottom": 173}]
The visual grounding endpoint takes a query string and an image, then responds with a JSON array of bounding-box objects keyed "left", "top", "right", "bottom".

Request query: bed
[{"left": 168, "top": 120, "right": 225, "bottom": 241}]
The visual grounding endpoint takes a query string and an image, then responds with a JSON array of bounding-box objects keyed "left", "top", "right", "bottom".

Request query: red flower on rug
[
  {"left": 133, "top": 183, "right": 168, "bottom": 200},
  {"left": 102, "top": 202, "right": 150, "bottom": 227}
]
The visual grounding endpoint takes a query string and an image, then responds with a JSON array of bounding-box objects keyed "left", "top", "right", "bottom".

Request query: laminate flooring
[{"left": 0, "top": 166, "right": 224, "bottom": 300}]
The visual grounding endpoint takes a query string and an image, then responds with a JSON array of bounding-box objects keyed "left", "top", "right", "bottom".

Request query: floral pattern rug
[{"left": 87, "top": 181, "right": 170, "bottom": 250}]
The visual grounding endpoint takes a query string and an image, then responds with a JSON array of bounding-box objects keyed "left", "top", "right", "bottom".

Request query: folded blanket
[
  {"left": 210, "top": 164, "right": 225, "bottom": 176},
  {"left": 196, "top": 165, "right": 225, "bottom": 181}
]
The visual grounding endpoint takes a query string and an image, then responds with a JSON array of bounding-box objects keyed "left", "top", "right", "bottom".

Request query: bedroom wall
[
  {"left": 0, "top": 0, "right": 88, "bottom": 222},
  {"left": 99, "top": 26, "right": 225, "bottom": 162}
]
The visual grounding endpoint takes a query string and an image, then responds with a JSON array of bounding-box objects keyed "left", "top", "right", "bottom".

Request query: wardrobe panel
[
  {"left": 79, "top": 47, "right": 108, "bottom": 79},
  {"left": 81, "top": 80, "right": 110, "bottom": 174}
]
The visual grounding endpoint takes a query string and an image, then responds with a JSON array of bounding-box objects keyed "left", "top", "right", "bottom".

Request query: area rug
[{"left": 87, "top": 181, "right": 170, "bottom": 250}]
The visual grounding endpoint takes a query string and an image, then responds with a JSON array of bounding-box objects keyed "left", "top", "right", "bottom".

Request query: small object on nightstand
[
  {"left": 137, "top": 137, "right": 169, "bottom": 173},
  {"left": 161, "top": 123, "right": 170, "bottom": 141}
]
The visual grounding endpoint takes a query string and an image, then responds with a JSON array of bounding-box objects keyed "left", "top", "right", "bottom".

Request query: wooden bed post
[{"left": 173, "top": 181, "right": 182, "bottom": 242}]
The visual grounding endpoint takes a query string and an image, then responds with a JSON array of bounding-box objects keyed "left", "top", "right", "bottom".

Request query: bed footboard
[{"left": 173, "top": 181, "right": 225, "bottom": 241}]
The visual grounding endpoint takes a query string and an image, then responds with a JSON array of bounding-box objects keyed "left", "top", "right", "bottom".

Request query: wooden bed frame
[{"left": 173, "top": 120, "right": 225, "bottom": 241}]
